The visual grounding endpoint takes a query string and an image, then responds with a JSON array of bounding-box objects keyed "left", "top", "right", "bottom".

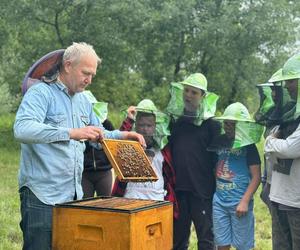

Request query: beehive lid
[
  {"left": 55, "top": 197, "right": 171, "bottom": 213},
  {"left": 101, "top": 139, "right": 158, "bottom": 182}
]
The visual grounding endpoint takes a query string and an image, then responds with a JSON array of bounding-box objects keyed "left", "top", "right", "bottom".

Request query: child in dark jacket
[{"left": 82, "top": 119, "right": 115, "bottom": 198}]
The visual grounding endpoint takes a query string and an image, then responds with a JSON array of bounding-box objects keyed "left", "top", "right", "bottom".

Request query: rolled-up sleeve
[{"left": 104, "top": 129, "right": 123, "bottom": 139}]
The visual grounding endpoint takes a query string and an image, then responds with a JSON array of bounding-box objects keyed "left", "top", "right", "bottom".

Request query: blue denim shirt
[{"left": 14, "top": 82, "right": 122, "bottom": 205}]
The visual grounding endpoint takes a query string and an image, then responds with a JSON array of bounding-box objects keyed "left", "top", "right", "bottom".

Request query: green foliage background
[
  {"left": 0, "top": 1, "right": 299, "bottom": 248},
  {"left": 0, "top": 0, "right": 300, "bottom": 114}
]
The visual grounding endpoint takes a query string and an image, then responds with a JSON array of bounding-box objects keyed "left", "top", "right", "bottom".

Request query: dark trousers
[
  {"left": 173, "top": 191, "right": 214, "bottom": 250},
  {"left": 19, "top": 187, "right": 53, "bottom": 250},
  {"left": 82, "top": 169, "right": 112, "bottom": 198},
  {"left": 271, "top": 202, "right": 300, "bottom": 250}
]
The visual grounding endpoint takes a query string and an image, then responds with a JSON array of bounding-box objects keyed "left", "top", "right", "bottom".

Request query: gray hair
[{"left": 63, "top": 42, "right": 102, "bottom": 66}]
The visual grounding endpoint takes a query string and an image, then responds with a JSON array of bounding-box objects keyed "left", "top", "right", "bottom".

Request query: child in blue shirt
[{"left": 210, "top": 102, "right": 262, "bottom": 250}]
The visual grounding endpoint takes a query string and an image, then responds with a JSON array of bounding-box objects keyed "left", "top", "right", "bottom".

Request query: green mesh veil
[
  {"left": 136, "top": 110, "right": 170, "bottom": 150},
  {"left": 266, "top": 54, "right": 300, "bottom": 123},
  {"left": 83, "top": 90, "right": 108, "bottom": 123},
  {"left": 165, "top": 82, "right": 219, "bottom": 126},
  {"left": 282, "top": 79, "right": 300, "bottom": 122},
  {"left": 208, "top": 102, "right": 264, "bottom": 150},
  {"left": 268, "top": 81, "right": 299, "bottom": 124},
  {"left": 231, "top": 122, "right": 264, "bottom": 149},
  {"left": 130, "top": 99, "right": 170, "bottom": 149},
  {"left": 255, "top": 83, "right": 275, "bottom": 125}
]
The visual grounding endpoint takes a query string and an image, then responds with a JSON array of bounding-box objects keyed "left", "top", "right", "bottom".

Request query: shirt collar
[{"left": 54, "top": 81, "right": 71, "bottom": 96}]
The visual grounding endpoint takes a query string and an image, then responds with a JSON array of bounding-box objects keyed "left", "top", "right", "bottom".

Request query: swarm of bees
[{"left": 116, "top": 144, "right": 152, "bottom": 177}]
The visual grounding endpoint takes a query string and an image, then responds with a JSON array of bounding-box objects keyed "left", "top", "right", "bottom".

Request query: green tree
[{"left": 1, "top": 0, "right": 299, "bottom": 112}]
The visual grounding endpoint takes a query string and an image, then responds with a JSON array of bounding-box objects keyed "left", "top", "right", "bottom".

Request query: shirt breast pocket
[
  {"left": 80, "top": 115, "right": 90, "bottom": 128},
  {"left": 46, "top": 115, "right": 67, "bottom": 128}
]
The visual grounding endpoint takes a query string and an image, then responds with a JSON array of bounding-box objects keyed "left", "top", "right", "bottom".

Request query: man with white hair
[{"left": 14, "top": 42, "right": 145, "bottom": 250}]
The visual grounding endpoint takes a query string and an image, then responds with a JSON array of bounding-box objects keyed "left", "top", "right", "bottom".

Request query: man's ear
[{"left": 63, "top": 60, "right": 72, "bottom": 73}]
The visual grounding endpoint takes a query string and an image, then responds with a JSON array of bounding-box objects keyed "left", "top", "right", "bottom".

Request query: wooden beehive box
[
  {"left": 52, "top": 197, "right": 173, "bottom": 250},
  {"left": 101, "top": 139, "right": 158, "bottom": 182}
]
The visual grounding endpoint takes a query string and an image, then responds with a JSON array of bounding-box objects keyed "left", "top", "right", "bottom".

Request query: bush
[
  {"left": 0, "top": 113, "right": 19, "bottom": 153},
  {"left": 0, "top": 84, "right": 20, "bottom": 115}
]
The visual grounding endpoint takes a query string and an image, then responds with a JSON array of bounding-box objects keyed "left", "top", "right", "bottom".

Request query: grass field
[
  {"left": 0, "top": 115, "right": 22, "bottom": 250},
  {"left": 0, "top": 114, "right": 272, "bottom": 249}
]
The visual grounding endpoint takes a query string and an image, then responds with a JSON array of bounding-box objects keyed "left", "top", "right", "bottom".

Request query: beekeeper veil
[{"left": 208, "top": 102, "right": 264, "bottom": 151}]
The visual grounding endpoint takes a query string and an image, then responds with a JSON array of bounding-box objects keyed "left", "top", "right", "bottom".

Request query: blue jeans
[{"left": 19, "top": 187, "right": 53, "bottom": 250}]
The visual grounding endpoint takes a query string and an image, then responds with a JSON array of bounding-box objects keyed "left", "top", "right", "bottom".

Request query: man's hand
[
  {"left": 122, "top": 131, "right": 146, "bottom": 148},
  {"left": 69, "top": 126, "right": 104, "bottom": 142}
]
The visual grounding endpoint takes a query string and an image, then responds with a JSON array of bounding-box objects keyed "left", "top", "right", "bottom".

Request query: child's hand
[
  {"left": 127, "top": 106, "right": 136, "bottom": 120},
  {"left": 236, "top": 200, "right": 249, "bottom": 218}
]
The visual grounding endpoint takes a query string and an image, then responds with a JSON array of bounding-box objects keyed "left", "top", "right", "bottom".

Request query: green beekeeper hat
[
  {"left": 136, "top": 99, "right": 158, "bottom": 113},
  {"left": 216, "top": 102, "right": 264, "bottom": 149},
  {"left": 274, "top": 53, "right": 300, "bottom": 82},
  {"left": 83, "top": 90, "right": 108, "bottom": 123},
  {"left": 134, "top": 99, "right": 170, "bottom": 149},
  {"left": 181, "top": 73, "right": 207, "bottom": 92},
  {"left": 217, "top": 102, "right": 254, "bottom": 122},
  {"left": 268, "top": 68, "right": 283, "bottom": 83},
  {"left": 267, "top": 54, "right": 300, "bottom": 121}
]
